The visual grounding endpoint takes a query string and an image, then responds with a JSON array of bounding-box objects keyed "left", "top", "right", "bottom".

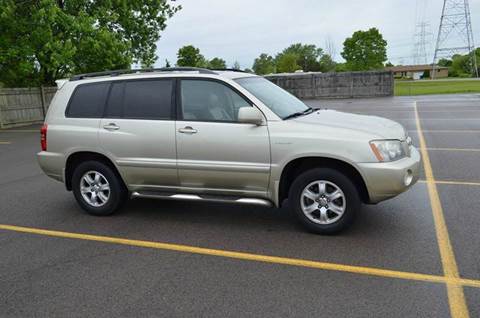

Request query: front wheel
[
  {"left": 72, "top": 161, "right": 127, "bottom": 216},
  {"left": 289, "top": 168, "right": 360, "bottom": 234}
]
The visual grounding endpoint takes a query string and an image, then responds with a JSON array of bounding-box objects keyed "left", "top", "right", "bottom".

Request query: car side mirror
[{"left": 238, "top": 107, "right": 263, "bottom": 125}]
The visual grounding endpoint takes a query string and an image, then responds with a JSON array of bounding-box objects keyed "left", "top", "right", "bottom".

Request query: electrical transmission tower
[
  {"left": 412, "top": 0, "right": 432, "bottom": 65},
  {"left": 432, "top": 0, "right": 478, "bottom": 77},
  {"left": 413, "top": 22, "right": 432, "bottom": 65}
]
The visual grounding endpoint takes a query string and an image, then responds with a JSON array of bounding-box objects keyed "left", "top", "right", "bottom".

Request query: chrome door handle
[
  {"left": 103, "top": 123, "right": 120, "bottom": 131},
  {"left": 178, "top": 126, "right": 197, "bottom": 134}
]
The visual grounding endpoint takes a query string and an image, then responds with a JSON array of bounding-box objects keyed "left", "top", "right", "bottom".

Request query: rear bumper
[
  {"left": 37, "top": 151, "right": 65, "bottom": 183},
  {"left": 358, "top": 146, "right": 421, "bottom": 203}
]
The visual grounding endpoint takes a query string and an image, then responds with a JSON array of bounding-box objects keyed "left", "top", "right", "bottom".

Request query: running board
[{"left": 131, "top": 191, "right": 273, "bottom": 207}]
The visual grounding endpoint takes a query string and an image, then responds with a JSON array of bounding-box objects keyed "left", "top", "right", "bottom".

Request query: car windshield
[{"left": 235, "top": 77, "right": 309, "bottom": 119}]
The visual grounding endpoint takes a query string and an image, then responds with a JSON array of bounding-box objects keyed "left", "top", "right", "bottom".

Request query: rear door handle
[
  {"left": 178, "top": 126, "right": 197, "bottom": 134},
  {"left": 103, "top": 123, "right": 120, "bottom": 131}
]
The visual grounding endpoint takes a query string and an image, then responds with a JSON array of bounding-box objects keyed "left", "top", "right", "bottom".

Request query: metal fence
[{"left": 0, "top": 87, "right": 57, "bottom": 128}]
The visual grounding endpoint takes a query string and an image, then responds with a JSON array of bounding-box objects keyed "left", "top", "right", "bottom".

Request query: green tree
[
  {"left": 0, "top": 0, "right": 180, "bottom": 87},
  {"left": 252, "top": 53, "right": 275, "bottom": 75},
  {"left": 437, "top": 48, "right": 479, "bottom": 77},
  {"left": 438, "top": 58, "right": 452, "bottom": 67},
  {"left": 165, "top": 59, "right": 171, "bottom": 68},
  {"left": 450, "top": 54, "right": 471, "bottom": 77},
  {"left": 208, "top": 57, "right": 226, "bottom": 69},
  {"left": 276, "top": 43, "right": 322, "bottom": 72},
  {"left": 318, "top": 54, "right": 336, "bottom": 72},
  {"left": 334, "top": 63, "right": 348, "bottom": 72},
  {"left": 232, "top": 61, "right": 241, "bottom": 70},
  {"left": 176, "top": 45, "right": 206, "bottom": 67},
  {"left": 341, "top": 28, "right": 387, "bottom": 71},
  {"left": 276, "top": 53, "right": 301, "bottom": 73}
]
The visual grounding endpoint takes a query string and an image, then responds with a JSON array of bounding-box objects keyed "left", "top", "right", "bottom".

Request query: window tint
[
  {"left": 123, "top": 80, "right": 173, "bottom": 119},
  {"left": 181, "top": 80, "right": 250, "bottom": 122},
  {"left": 67, "top": 83, "right": 109, "bottom": 118},
  {"left": 235, "top": 77, "right": 308, "bottom": 119},
  {"left": 105, "top": 81, "right": 124, "bottom": 118}
]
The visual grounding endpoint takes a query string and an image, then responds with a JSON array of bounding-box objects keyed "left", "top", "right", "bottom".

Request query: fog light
[{"left": 404, "top": 170, "right": 413, "bottom": 186}]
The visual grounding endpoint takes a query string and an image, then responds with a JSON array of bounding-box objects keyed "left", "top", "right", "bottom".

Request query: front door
[
  {"left": 99, "top": 79, "right": 177, "bottom": 189},
  {"left": 176, "top": 79, "right": 270, "bottom": 196}
]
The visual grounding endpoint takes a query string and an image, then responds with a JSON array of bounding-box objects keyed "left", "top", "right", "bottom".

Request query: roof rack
[
  {"left": 70, "top": 67, "right": 217, "bottom": 81},
  {"left": 210, "top": 68, "right": 248, "bottom": 73}
]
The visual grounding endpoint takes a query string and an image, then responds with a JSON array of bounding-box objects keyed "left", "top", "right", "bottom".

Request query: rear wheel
[
  {"left": 289, "top": 168, "right": 360, "bottom": 234},
  {"left": 72, "top": 161, "right": 127, "bottom": 216}
]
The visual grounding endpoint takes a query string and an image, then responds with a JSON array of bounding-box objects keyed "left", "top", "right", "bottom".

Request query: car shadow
[{"left": 112, "top": 197, "right": 389, "bottom": 237}]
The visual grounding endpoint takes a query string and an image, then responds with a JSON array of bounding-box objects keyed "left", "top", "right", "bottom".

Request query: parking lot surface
[{"left": 1, "top": 94, "right": 479, "bottom": 317}]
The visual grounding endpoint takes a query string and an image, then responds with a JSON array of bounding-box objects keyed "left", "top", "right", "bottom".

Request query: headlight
[{"left": 369, "top": 140, "right": 406, "bottom": 162}]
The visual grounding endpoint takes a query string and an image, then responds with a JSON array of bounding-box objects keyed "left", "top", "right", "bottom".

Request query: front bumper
[{"left": 358, "top": 146, "right": 421, "bottom": 203}]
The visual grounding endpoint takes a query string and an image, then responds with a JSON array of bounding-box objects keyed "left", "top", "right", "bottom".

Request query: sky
[{"left": 154, "top": 0, "right": 480, "bottom": 69}]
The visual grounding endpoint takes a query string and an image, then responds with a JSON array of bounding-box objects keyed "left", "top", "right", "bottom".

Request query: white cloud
[{"left": 155, "top": 0, "right": 480, "bottom": 68}]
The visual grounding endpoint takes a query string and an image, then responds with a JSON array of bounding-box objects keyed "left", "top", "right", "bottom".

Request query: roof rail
[
  {"left": 70, "top": 67, "right": 217, "bottom": 81},
  {"left": 210, "top": 68, "right": 248, "bottom": 73}
]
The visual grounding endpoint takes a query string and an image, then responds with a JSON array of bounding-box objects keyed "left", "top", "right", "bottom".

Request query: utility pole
[{"left": 432, "top": 0, "right": 478, "bottom": 78}]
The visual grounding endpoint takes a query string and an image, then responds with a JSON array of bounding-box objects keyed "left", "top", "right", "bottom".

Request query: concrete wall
[
  {"left": 265, "top": 71, "right": 394, "bottom": 99},
  {"left": 0, "top": 71, "right": 393, "bottom": 127},
  {"left": 0, "top": 87, "right": 56, "bottom": 128}
]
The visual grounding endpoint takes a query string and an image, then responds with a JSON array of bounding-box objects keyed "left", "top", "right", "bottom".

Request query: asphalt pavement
[{"left": 0, "top": 94, "right": 479, "bottom": 317}]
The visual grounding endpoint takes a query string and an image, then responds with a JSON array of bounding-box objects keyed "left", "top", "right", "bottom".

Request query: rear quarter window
[{"left": 66, "top": 83, "right": 110, "bottom": 118}]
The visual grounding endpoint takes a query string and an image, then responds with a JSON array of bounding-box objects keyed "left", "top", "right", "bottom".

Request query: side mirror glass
[{"left": 238, "top": 107, "right": 263, "bottom": 125}]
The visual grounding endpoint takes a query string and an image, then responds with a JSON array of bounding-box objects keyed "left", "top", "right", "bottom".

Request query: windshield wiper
[{"left": 282, "top": 107, "right": 316, "bottom": 120}]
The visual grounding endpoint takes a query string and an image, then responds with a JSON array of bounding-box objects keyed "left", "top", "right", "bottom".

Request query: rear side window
[
  {"left": 66, "top": 83, "right": 109, "bottom": 118},
  {"left": 123, "top": 80, "right": 173, "bottom": 119},
  {"left": 105, "top": 81, "right": 124, "bottom": 118}
]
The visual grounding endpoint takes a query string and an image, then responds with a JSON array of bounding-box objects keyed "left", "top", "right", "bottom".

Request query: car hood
[{"left": 293, "top": 109, "right": 407, "bottom": 140}]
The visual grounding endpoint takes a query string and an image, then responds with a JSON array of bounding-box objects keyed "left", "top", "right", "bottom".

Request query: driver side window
[{"left": 180, "top": 80, "right": 250, "bottom": 122}]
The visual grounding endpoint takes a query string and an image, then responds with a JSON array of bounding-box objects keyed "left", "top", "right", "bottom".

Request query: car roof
[{"left": 63, "top": 67, "right": 258, "bottom": 87}]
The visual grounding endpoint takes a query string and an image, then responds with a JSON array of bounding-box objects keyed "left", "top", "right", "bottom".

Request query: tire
[
  {"left": 289, "top": 168, "right": 360, "bottom": 234},
  {"left": 72, "top": 160, "right": 127, "bottom": 216}
]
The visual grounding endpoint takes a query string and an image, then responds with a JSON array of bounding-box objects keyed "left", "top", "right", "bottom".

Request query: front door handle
[
  {"left": 103, "top": 123, "right": 120, "bottom": 131},
  {"left": 178, "top": 126, "right": 197, "bottom": 134}
]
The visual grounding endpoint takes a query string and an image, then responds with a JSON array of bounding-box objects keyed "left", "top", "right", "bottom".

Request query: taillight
[{"left": 40, "top": 124, "right": 47, "bottom": 151}]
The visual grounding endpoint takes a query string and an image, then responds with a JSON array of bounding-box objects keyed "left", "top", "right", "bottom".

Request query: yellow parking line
[
  {"left": 1, "top": 223, "right": 480, "bottom": 289},
  {"left": 414, "top": 102, "right": 470, "bottom": 318},
  {"left": 426, "top": 147, "right": 480, "bottom": 152},
  {"left": 0, "top": 141, "right": 11, "bottom": 144},
  {"left": 419, "top": 180, "right": 480, "bottom": 186}
]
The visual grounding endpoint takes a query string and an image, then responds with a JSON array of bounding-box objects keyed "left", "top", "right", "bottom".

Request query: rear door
[
  {"left": 63, "top": 82, "right": 110, "bottom": 157},
  {"left": 175, "top": 78, "right": 270, "bottom": 196},
  {"left": 99, "top": 78, "right": 178, "bottom": 189}
]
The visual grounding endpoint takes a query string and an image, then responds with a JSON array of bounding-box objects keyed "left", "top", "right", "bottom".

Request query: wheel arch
[
  {"left": 65, "top": 151, "right": 125, "bottom": 191},
  {"left": 278, "top": 156, "right": 370, "bottom": 206}
]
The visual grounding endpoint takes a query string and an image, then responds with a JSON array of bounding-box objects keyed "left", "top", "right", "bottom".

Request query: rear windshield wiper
[{"left": 282, "top": 107, "right": 316, "bottom": 120}]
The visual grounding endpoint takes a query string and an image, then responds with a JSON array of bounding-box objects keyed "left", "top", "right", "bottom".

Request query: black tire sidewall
[
  {"left": 72, "top": 161, "right": 126, "bottom": 216},
  {"left": 289, "top": 168, "right": 360, "bottom": 234}
]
